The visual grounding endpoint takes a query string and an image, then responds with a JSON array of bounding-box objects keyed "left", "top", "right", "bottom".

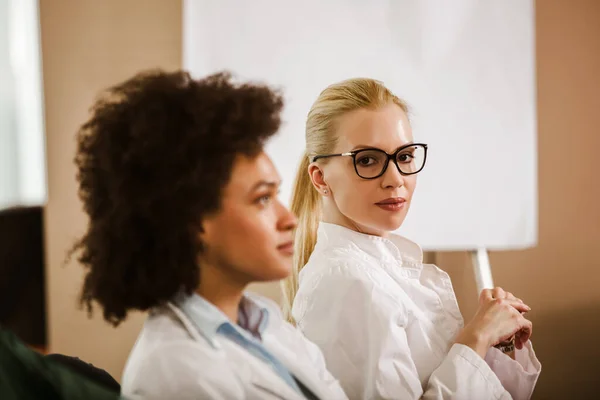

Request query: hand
[
  {"left": 480, "top": 287, "right": 532, "bottom": 350},
  {"left": 455, "top": 289, "right": 532, "bottom": 358}
]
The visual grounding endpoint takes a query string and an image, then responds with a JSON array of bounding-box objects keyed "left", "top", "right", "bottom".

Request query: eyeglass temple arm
[{"left": 312, "top": 152, "right": 354, "bottom": 162}]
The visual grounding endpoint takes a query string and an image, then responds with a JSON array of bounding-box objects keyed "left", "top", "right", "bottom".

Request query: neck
[
  {"left": 196, "top": 261, "right": 247, "bottom": 322},
  {"left": 321, "top": 198, "right": 388, "bottom": 237}
]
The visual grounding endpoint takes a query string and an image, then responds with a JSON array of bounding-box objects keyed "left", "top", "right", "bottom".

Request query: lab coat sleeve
[
  {"left": 294, "top": 267, "right": 512, "bottom": 400},
  {"left": 123, "top": 341, "right": 245, "bottom": 400},
  {"left": 485, "top": 341, "right": 541, "bottom": 400}
]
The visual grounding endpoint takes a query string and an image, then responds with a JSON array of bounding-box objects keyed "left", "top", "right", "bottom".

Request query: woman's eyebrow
[
  {"left": 249, "top": 180, "right": 280, "bottom": 192},
  {"left": 350, "top": 141, "right": 415, "bottom": 152}
]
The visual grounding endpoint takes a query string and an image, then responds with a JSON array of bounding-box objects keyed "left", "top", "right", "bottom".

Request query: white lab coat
[
  {"left": 121, "top": 293, "right": 348, "bottom": 400},
  {"left": 292, "top": 222, "right": 541, "bottom": 400}
]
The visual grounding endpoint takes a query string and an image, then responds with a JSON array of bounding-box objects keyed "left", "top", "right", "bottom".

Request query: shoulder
[
  {"left": 122, "top": 346, "right": 243, "bottom": 399},
  {"left": 294, "top": 258, "right": 407, "bottom": 326},
  {"left": 122, "top": 306, "right": 217, "bottom": 372},
  {"left": 127, "top": 304, "right": 204, "bottom": 352},
  {"left": 298, "top": 252, "right": 395, "bottom": 302},
  {"left": 301, "top": 247, "right": 383, "bottom": 288},
  {"left": 122, "top": 310, "right": 242, "bottom": 399}
]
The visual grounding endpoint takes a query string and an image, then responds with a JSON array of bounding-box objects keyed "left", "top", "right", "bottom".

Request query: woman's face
[
  {"left": 312, "top": 103, "right": 417, "bottom": 237},
  {"left": 200, "top": 152, "right": 297, "bottom": 284}
]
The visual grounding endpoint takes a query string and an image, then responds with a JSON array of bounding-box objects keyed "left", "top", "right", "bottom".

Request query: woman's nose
[
  {"left": 380, "top": 161, "right": 405, "bottom": 188},
  {"left": 277, "top": 200, "right": 297, "bottom": 231}
]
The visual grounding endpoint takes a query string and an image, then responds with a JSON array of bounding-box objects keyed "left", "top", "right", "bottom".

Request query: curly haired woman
[{"left": 71, "top": 70, "right": 347, "bottom": 400}]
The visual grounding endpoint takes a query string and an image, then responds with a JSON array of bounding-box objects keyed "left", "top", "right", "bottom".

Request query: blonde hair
[{"left": 281, "top": 78, "right": 408, "bottom": 322}]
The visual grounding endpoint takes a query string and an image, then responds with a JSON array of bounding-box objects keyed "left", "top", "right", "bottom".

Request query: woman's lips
[
  {"left": 277, "top": 241, "right": 294, "bottom": 255},
  {"left": 375, "top": 197, "right": 406, "bottom": 212}
]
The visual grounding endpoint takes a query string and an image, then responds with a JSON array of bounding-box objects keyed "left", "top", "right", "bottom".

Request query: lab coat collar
[
  {"left": 173, "top": 292, "right": 270, "bottom": 348},
  {"left": 316, "top": 222, "right": 423, "bottom": 264}
]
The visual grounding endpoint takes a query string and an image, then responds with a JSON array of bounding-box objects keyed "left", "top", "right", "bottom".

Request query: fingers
[
  {"left": 492, "top": 298, "right": 531, "bottom": 313},
  {"left": 486, "top": 287, "right": 528, "bottom": 312},
  {"left": 479, "top": 288, "right": 494, "bottom": 303},
  {"left": 521, "top": 317, "right": 532, "bottom": 341},
  {"left": 515, "top": 317, "right": 533, "bottom": 348},
  {"left": 474, "top": 296, "right": 534, "bottom": 351},
  {"left": 504, "top": 291, "right": 525, "bottom": 305},
  {"left": 497, "top": 300, "right": 533, "bottom": 349},
  {"left": 511, "top": 302, "right": 531, "bottom": 314},
  {"left": 515, "top": 332, "right": 525, "bottom": 350},
  {"left": 492, "top": 287, "right": 506, "bottom": 300},
  {"left": 491, "top": 287, "right": 525, "bottom": 303}
]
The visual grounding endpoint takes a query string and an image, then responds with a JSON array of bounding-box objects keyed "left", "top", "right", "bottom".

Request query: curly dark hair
[{"left": 71, "top": 70, "right": 283, "bottom": 326}]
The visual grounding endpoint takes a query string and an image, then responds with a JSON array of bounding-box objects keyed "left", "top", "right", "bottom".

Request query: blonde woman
[{"left": 283, "top": 78, "right": 541, "bottom": 399}]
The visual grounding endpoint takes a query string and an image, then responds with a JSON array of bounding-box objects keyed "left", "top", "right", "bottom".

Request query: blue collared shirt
[
  {"left": 174, "top": 292, "right": 269, "bottom": 345},
  {"left": 174, "top": 292, "right": 303, "bottom": 395}
]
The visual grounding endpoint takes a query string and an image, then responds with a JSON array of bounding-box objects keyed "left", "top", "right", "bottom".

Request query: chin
[
  {"left": 253, "top": 261, "right": 291, "bottom": 282},
  {"left": 370, "top": 213, "right": 407, "bottom": 233}
]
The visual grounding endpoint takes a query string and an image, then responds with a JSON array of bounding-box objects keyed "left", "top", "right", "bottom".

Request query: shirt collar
[
  {"left": 315, "top": 222, "right": 423, "bottom": 264},
  {"left": 174, "top": 292, "right": 270, "bottom": 347}
]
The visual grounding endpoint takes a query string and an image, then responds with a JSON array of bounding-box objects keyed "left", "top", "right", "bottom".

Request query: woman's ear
[{"left": 308, "top": 163, "right": 329, "bottom": 196}]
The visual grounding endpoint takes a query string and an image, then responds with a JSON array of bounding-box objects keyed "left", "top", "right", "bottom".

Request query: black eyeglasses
[{"left": 312, "top": 143, "right": 428, "bottom": 179}]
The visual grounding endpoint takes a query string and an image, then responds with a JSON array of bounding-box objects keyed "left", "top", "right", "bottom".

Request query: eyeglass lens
[{"left": 354, "top": 145, "right": 426, "bottom": 178}]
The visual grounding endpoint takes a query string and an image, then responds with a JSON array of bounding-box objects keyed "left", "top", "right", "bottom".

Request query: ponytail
[{"left": 281, "top": 153, "right": 321, "bottom": 322}]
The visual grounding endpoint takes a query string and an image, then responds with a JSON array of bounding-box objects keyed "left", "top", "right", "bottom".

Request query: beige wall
[
  {"left": 41, "top": 0, "right": 599, "bottom": 398},
  {"left": 40, "top": 0, "right": 182, "bottom": 379}
]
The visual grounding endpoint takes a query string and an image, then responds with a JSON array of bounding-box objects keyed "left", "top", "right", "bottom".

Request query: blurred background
[{"left": 0, "top": 1, "right": 598, "bottom": 399}]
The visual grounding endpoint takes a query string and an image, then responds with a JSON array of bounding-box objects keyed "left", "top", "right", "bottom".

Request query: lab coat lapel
[
  {"left": 265, "top": 338, "right": 326, "bottom": 400},
  {"left": 231, "top": 345, "right": 303, "bottom": 400}
]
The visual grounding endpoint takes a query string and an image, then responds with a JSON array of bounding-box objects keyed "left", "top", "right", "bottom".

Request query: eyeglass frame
[{"left": 311, "top": 143, "right": 428, "bottom": 180}]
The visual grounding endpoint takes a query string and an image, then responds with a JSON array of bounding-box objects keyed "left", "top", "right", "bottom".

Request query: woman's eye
[
  {"left": 256, "top": 194, "right": 272, "bottom": 205},
  {"left": 397, "top": 153, "right": 414, "bottom": 163},
  {"left": 357, "top": 156, "right": 377, "bottom": 166}
]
